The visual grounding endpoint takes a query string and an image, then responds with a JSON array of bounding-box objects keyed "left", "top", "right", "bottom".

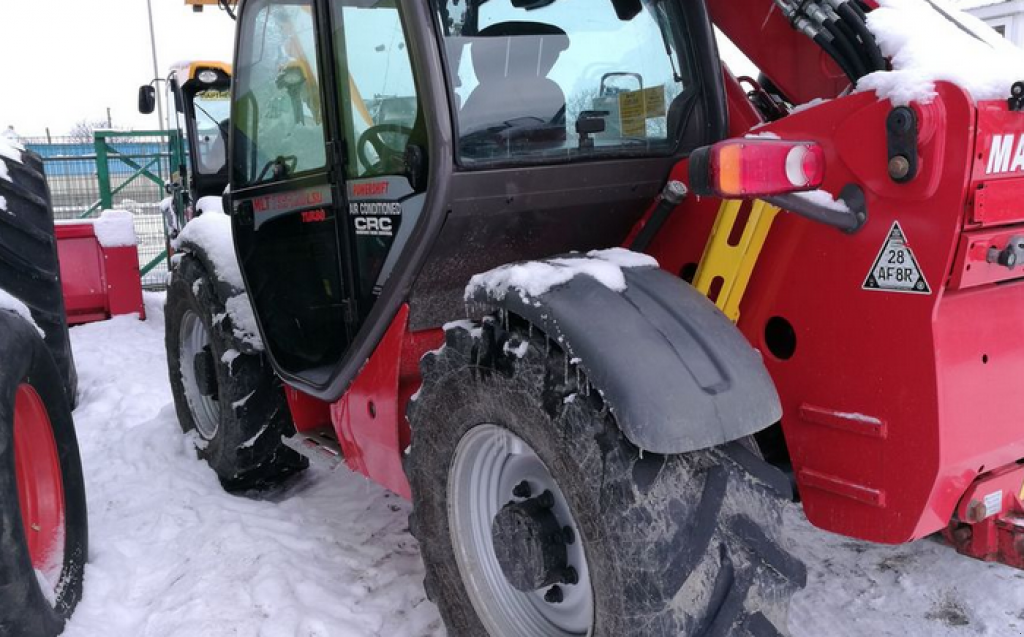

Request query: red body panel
[
  {"left": 328, "top": 305, "right": 442, "bottom": 499},
  {"left": 648, "top": 83, "right": 1012, "bottom": 544},
  {"left": 55, "top": 222, "right": 145, "bottom": 325},
  {"left": 284, "top": 386, "right": 331, "bottom": 433}
]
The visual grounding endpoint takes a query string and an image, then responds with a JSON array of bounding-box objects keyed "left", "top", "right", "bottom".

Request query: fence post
[{"left": 94, "top": 132, "right": 112, "bottom": 212}]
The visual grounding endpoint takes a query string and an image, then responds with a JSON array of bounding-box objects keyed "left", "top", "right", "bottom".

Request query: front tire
[
  {"left": 407, "top": 317, "right": 805, "bottom": 636},
  {"left": 0, "top": 311, "right": 87, "bottom": 637},
  {"left": 165, "top": 254, "right": 307, "bottom": 491}
]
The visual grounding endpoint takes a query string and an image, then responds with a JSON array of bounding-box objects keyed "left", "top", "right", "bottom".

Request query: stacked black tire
[
  {"left": 0, "top": 147, "right": 88, "bottom": 636},
  {"left": 0, "top": 150, "right": 77, "bottom": 404}
]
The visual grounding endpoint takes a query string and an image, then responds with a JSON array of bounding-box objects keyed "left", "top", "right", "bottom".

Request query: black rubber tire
[
  {"left": 0, "top": 148, "right": 78, "bottom": 406},
  {"left": 165, "top": 254, "right": 307, "bottom": 491},
  {"left": 0, "top": 311, "right": 87, "bottom": 637},
  {"left": 407, "top": 317, "right": 805, "bottom": 637}
]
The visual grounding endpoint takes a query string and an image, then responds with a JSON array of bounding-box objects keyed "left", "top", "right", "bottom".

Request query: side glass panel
[
  {"left": 331, "top": 1, "right": 427, "bottom": 308},
  {"left": 332, "top": 2, "right": 421, "bottom": 180},
  {"left": 190, "top": 87, "right": 231, "bottom": 175},
  {"left": 233, "top": 0, "right": 327, "bottom": 187},
  {"left": 232, "top": 0, "right": 349, "bottom": 381},
  {"left": 433, "top": 0, "right": 695, "bottom": 166}
]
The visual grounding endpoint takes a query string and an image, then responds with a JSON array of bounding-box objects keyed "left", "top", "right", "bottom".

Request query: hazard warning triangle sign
[{"left": 862, "top": 221, "right": 931, "bottom": 295}]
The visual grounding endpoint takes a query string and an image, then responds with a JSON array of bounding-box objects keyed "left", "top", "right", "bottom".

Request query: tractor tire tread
[
  {"left": 406, "top": 319, "right": 803, "bottom": 636},
  {"left": 165, "top": 254, "right": 307, "bottom": 492},
  {"left": 0, "top": 148, "right": 78, "bottom": 404}
]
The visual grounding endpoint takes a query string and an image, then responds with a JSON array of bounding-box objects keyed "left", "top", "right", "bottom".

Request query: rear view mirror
[
  {"left": 511, "top": 0, "right": 556, "bottom": 9},
  {"left": 138, "top": 86, "right": 156, "bottom": 115},
  {"left": 612, "top": 0, "right": 642, "bottom": 20},
  {"left": 689, "top": 139, "right": 825, "bottom": 199}
]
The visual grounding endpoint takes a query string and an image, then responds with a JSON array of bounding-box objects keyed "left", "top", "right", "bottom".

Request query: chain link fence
[{"left": 23, "top": 132, "right": 180, "bottom": 288}]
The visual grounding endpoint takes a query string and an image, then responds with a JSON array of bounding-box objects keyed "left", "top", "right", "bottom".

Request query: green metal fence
[{"left": 25, "top": 130, "right": 183, "bottom": 289}]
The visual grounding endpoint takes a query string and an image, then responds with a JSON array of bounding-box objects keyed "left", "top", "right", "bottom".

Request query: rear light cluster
[{"left": 690, "top": 139, "right": 826, "bottom": 199}]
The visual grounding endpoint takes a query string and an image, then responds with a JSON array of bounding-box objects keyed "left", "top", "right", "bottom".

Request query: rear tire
[
  {"left": 0, "top": 311, "right": 87, "bottom": 637},
  {"left": 165, "top": 254, "right": 307, "bottom": 491},
  {"left": 0, "top": 147, "right": 78, "bottom": 405},
  {"left": 407, "top": 317, "right": 805, "bottom": 636}
]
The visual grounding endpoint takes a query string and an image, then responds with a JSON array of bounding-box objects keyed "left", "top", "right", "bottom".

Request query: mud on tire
[
  {"left": 0, "top": 311, "right": 87, "bottom": 637},
  {"left": 406, "top": 316, "right": 806, "bottom": 637},
  {"left": 165, "top": 254, "right": 307, "bottom": 491}
]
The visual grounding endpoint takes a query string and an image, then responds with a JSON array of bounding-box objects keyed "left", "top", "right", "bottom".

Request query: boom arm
[{"left": 710, "top": 0, "right": 882, "bottom": 105}]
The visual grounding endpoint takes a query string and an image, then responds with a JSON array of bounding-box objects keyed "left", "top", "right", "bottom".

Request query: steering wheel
[{"left": 357, "top": 124, "right": 414, "bottom": 175}]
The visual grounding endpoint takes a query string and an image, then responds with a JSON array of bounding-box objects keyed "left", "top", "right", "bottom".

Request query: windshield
[
  {"left": 190, "top": 88, "right": 231, "bottom": 175},
  {"left": 433, "top": 0, "right": 693, "bottom": 167}
]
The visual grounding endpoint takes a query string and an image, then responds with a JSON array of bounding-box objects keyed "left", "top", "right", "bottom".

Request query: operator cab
[
  {"left": 139, "top": 62, "right": 232, "bottom": 234},
  {"left": 227, "top": 0, "right": 727, "bottom": 397}
]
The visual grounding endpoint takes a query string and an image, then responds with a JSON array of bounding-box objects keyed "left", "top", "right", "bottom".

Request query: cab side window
[
  {"left": 233, "top": 0, "right": 327, "bottom": 187},
  {"left": 331, "top": 1, "right": 424, "bottom": 181}
]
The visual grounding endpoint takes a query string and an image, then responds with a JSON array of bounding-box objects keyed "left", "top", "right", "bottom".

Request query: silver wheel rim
[
  {"left": 448, "top": 424, "right": 594, "bottom": 636},
  {"left": 179, "top": 309, "right": 220, "bottom": 439}
]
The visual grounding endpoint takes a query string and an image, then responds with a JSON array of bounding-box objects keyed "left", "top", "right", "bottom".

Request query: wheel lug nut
[
  {"left": 512, "top": 480, "right": 532, "bottom": 499},
  {"left": 562, "top": 526, "right": 575, "bottom": 545},
  {"left": 537, "top": 490, "right": 555, "bottom": 509},
  {"left": 562, "top": 566, "right": 579, "bottom": 585},
  {"left": 544, "top": 585, "right": 564, "bottom": 604}
]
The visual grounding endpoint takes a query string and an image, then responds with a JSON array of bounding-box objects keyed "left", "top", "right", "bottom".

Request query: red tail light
[{"left": 690, "top": 139, "right": 826, "bottom": 198}]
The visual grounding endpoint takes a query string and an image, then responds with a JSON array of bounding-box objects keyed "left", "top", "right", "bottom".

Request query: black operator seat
[{"left": 458, "top": 22, "right": 570, "bottom": 140}]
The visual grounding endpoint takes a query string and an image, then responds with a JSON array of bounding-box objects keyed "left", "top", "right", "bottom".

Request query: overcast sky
[{"left": 0, "top": 1, "right": 235, "bottom": 137}]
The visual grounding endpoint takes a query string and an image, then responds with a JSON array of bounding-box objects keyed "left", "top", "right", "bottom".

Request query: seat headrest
[{"left": 471, "top": 22, "right": 570, "bottom": 80}]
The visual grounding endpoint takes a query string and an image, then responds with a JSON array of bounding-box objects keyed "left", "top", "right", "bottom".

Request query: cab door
[
  {"left": 229, "top": 0, "right": 426, "bottom": 390},
  {"left": 230, "top": 0, "right": 355, "bottom": 387}
]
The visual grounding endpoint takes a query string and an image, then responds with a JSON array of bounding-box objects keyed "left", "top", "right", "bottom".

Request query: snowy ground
[{"left": 63, "top": 294, "right": 1024, "bottom": 637}]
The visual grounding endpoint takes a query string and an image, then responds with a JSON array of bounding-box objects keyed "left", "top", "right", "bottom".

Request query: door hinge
[{"left": 341, "top": 299, "right": 358, "bottom": 325}]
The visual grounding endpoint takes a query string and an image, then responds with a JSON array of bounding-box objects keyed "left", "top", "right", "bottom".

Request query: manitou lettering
[{"left": 986, "top": 134, "right": 1024, "bottom": 175}]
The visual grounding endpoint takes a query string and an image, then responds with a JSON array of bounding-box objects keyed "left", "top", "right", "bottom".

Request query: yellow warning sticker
[
  {"left": 643, "top": 86, "right": 667, "bottom": 118},
  {"left": 619, "top": 91, "right": 647, "bottom": 137},
  {"left": 618, "top": 85, "right": 668, "bottom": 138}
]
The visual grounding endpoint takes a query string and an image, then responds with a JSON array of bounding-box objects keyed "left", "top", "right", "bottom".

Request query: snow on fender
[{"left": 464, "top": 249, "right": 782, "bottom": 455}]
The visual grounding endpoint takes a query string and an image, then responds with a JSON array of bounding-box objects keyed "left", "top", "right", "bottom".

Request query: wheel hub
[
  {"left": 179, "top": 309, "right": 221, "bottom": 439},
  {"left": 492, "top": 490, "right": 569, "bottom": 592},
  {"left": 448, "top": 424, "right": 594, "bottom": 636},
  {"left": 193, "top": 346, "right": 218, "bottom": 397}
]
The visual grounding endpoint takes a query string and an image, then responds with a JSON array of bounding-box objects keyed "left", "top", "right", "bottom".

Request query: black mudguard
[{"left": 470, "top": 261, "right": 782, "bottom": 454}]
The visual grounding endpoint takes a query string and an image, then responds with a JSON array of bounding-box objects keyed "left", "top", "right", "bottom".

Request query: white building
[{"left": 960, "top": 0, "right": 1024, "bottom": 46}]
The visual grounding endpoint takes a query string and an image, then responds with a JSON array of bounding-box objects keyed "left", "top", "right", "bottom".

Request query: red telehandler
[{"left": 166, "top": 0, "right": 1024, "bottom": 634}]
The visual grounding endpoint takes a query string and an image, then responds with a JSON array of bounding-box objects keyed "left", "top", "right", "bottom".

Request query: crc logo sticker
[
  {"left": 349, "top": 201, "right": 401, "bottom": 237},
  {"left": 862, "top": 222, "right": 931, "bottom": 295},
  {"left": 355, "top": 216, "right": 393, "bottom": 236}
]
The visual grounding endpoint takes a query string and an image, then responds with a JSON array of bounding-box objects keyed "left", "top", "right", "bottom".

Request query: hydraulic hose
[
  {"left": 814, "top": 32, "right": 862, "bottom": 82},
  {"left": 838, "top": 2, "right": 886, "bottom": 71},
  {"left": 822, "top": 18, "right": 868, "bottom": 78},
  {"left": 850, "top": 0, "right": 868, "bottom": 21}
]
